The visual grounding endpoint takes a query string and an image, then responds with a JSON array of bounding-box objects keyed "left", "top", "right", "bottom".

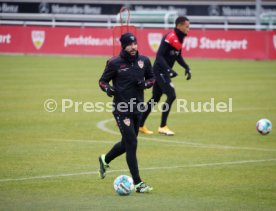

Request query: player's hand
[
  {"left": 137, "top": 80, "right": 146, "bottom": 89},
  {"left": 106, "top": 86, "right": 115, "bottom": 97},
  {"left": 137, "top": 80, "right": 154, "bottom": 89},
  {"left": 185, "top": 69, "right": 191, "bottom": 80},
  {"left": 167, "top": 69, "right": 178, "bottom": 78}
]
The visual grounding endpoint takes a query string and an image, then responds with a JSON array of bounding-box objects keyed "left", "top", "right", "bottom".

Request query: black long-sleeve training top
[
  {"left": 99, "top": 50, "right": 155, "bottom": 114},
  {"left": 153, "top": 27, "right": 190, "bottom": 75}
]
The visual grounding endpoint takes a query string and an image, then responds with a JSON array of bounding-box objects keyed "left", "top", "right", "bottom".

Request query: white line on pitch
[
  {"left": 96, "top": 118, "right": 276, "bottom": 152},
  {"left": 46, "top": 139, "right": 115, "bottom": 144},
  {"left": 96, "top": 118, "right": 119, "bottom": 135},
  {"left": 0, "top": 158, "right": 275, "bottom": 183}
]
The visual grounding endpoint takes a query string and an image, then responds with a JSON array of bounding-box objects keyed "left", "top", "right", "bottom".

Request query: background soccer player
[
  {"left": 139, "top": 16, "right": 191, "bottom": 136},
  {"left": 98, "top": 32, "right": 155, "bottom": 193}
]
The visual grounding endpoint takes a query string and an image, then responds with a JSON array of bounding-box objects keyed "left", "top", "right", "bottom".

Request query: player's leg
[
  {"left": 115, "top": 113, "right": 152, "bottom": 192},
  {"left": 99, "top": 142, "right": 123, "bottom": 179},
  {"left": 98, "top": 113, "right": 126, "bottom": 179},
  {"left": 99, "top": 113, "right": 142, "bottom": 184},
  {"left": 133, "top": 113, "right": 153, "bottom": 193},
  {"left": 134, "top": 113, "right": 142, "bottom": 136},
  {"left": 158, "top": 76, "right": 176, "bottom": 135},
  {"left": 139, "top": 80, "right": 162, "bottom": 134},
  {"left": 120, "top": 115, "right": 141, "bottom": 185},
  {"left": 104, "top": 141, "right": 125, "bottom": 165},
  {"left": 161, "top": 83, "right": 176, "bottom": 127}
]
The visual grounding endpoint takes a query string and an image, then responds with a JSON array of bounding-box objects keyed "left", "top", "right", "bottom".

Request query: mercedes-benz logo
[
  {"left": 208, "top": 5, "right": 220, "bottom": 16},
  {"left": 39, "top": 2, "right": 50, "bottom": 14}
]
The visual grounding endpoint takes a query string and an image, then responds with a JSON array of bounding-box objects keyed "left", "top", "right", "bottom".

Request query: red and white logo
[
  {"left": 273, "top": 35, "right": 276, "bottom": 50},
  {"left": 123, "top": 117, "right": 130, "bottom": 126},
  {"left": 148, "top": 33, "right": 162, "bottom": 53},
  {"left": 138, "top": 60, "right": 144, "bottom": 69},
  {"left": 0, "top": 34, "right": 11, "bottom": 44},
  {"left": 31, "top": 30, "right": 45, "bottom": 50}
]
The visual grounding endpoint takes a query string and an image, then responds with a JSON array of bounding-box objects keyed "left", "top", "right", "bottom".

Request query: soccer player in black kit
[
  {"left": 139, "top": 16, "right": 191, "bottom": 136},
  {"left": 98, "top": 32, "right": 155, "bottom": 193}
]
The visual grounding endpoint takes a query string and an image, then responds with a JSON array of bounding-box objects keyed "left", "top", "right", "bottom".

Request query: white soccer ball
[
  {"left": 113, "top": 175, "right": 134, "bottom": 196},
  {"left": 256, "top": 118, "right": 272, "bottom": 135}
]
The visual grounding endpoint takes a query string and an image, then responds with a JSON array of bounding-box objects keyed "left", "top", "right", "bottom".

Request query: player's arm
[
  {"left": 176, "top": 52, "right": 189, "bottom": 70},
  {"left": 156, "top": 41, "right": 172, "bottom": 72},
  {"left": 176, "top": 53, "right": 191, "bottom": 80},
  {"left": 137, "top": 58, "right": 155, "bottom": 89},
  {"left": 155, "top": 41, "right": 179, "bottom": 78},
  {"left": 99, "top": 60, "right": 116, "bottom": 97}
]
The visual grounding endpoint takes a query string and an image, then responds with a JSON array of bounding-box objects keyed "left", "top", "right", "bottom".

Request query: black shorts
[{"left": 153, "top": 71, "right": 176, "bottom": 97}]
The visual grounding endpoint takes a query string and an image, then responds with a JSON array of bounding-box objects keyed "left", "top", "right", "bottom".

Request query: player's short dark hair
[{"left": 175, "top": 16, "right": 189, "bottom": 26}]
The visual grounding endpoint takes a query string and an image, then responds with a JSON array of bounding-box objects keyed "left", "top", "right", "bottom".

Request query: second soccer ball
[{"left": 256, "top": 118, "right": 272, "bottom": 135}]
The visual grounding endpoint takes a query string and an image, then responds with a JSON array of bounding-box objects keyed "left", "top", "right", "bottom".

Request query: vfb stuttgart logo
[
  {"left": 32, "top": 30, "right": 45, "bottom": 50},
  {"left": 148, "top": 33, "right": 163, "bottom": 53}
]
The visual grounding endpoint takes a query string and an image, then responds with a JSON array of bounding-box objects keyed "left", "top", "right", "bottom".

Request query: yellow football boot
[
  {"left": 158, "top": 126, "right": 175, "bottom": 136},
  {"left": 139, "top": 126, "right": 154, "bottom": 134}
]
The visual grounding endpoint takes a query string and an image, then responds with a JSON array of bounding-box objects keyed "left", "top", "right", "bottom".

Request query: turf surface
[{"left": 0, "top": 55, "right": 275, "bottom": 210}]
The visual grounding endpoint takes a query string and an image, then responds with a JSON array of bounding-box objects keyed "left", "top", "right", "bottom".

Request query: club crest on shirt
[
  {"left": 138, "top": 60, "right": 144, "bottom": 69},
  {"left": 123, "top": 117, "right": 130, "bottom": 126}
]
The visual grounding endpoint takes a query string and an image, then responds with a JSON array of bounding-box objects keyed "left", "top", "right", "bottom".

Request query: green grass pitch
[{"left": 0, "top": 55, "right": 275, "bottom": 210}]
